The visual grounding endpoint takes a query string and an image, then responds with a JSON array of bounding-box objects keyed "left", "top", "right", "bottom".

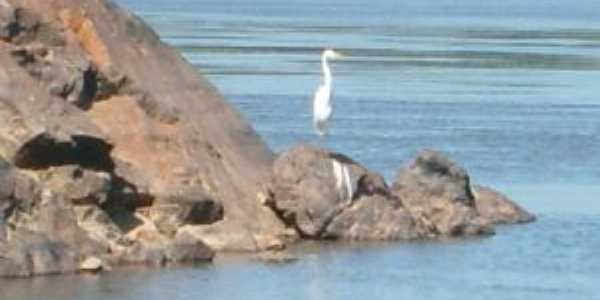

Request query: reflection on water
[{"left": 2, "top": 0, "right": 599, "bottom": 299}]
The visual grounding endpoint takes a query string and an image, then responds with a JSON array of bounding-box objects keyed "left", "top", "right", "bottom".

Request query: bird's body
[
  {"left": 313, "top": 84, "right": 333, "bottom": 135},
  {"left": 313, "top": 49, "right": 343, "bottom": 136}
]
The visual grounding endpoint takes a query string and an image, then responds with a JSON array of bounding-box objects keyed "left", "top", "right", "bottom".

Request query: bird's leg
[
  {"left": 314, "top": 134, "right": 325, "bottom": 171},
  {"left": 318, "top": 134, "right": 327, "bottom": 150}
]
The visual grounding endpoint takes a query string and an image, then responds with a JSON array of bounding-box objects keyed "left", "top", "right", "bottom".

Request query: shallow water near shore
[{"left": 3, "top": 0, "right": 600, "bottom": 299}]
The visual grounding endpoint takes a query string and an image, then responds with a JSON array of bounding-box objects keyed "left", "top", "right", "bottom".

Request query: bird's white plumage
[
  {"left": 313, "top": 49, "right": 343, "bottom": 136},
  {"left": 313, "top": 85, "right": 333, "bottom": 135}
]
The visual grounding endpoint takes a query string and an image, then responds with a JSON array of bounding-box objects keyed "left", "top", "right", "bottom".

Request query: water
[{"left": 2, "top": 0, "right": 600, "bottom": 299}]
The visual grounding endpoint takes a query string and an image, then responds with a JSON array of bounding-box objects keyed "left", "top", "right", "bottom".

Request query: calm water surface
[{"left": 2, "top": 0, "right": 599, "bottom": 299}]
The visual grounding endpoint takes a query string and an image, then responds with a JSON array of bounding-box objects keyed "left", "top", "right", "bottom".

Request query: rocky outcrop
[
  {"left": 0, "top": 0, "right": 289, "bottom": 277},
  {"left": 0, "top": 0, "right": 535, "bottom": 278},
  {"left": 266, "top": 146, "right": 532, "bottom": 241}
]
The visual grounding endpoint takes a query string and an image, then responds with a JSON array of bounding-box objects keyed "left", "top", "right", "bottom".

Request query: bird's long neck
[{"left": 321, "top": 54, "right": 332, "bottom": 87}]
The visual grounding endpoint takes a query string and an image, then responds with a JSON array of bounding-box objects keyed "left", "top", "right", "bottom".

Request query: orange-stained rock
[
  {"left": 58, "top": 8, "right": 112, "bottom": 69},
  {"left": 0, "top": 0, "right": 287, "bottom": 277}
]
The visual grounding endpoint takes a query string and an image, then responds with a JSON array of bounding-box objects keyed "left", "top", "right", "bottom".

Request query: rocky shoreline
[{"left": 0, "top": 0, "right": 534, "bottom": 278}]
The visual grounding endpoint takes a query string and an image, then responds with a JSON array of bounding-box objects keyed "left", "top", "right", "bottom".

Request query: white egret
[{"left": 313, "top": 49, "right": 344, "bottom": 136}]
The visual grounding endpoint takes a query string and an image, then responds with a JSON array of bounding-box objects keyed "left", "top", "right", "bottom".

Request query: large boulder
[
  {"left": 391, "top": 150, "right": 493, "bottom": 236},
  {"left": 0, "top": 0, "right": 289, "bottom": 277},
  {"left": 266, "top": 144, "right": 428, "bottom": 240}
]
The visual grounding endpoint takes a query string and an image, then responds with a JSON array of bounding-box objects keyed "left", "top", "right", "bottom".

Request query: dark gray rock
[
  {"left": 391, "top": 150, "right": 493, "bottom": 236},
  {"left": 268, "top": 145, "right": 381, "bottom": 238},
  {"left": 268, "top": 144, "right": 427, "bottom": 240},
  {"left": 393, "top": 149, "right": 475, "bottom": 207}
]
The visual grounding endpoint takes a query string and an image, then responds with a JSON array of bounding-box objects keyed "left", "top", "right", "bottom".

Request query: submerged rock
[{"left": 255, "top": 251, "right": 298, "bottom": 264}]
